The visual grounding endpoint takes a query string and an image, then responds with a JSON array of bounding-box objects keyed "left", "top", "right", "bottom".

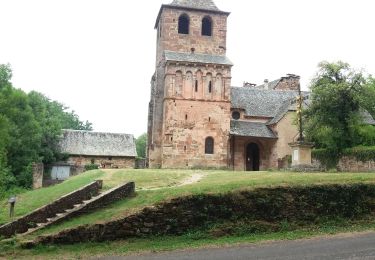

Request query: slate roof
[
  {"left": 170, "top": 0, "right": 220, "bottom": 11},
  {"left": 59, "top": 130, "right": 137, "bottom": 157},
  {"left": 231, "top": 87, "right": 301, "bottom": 118},
  {"left": 164, "top": 51, "right": 233, "bottom": 66},
  {"left": 230, "top": 120, "right": 276, "bottom": 139}
]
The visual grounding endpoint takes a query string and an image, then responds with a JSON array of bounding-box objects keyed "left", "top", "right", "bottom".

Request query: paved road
[{"left": 96, "top": 232, "right": 375, "bottom": 260}]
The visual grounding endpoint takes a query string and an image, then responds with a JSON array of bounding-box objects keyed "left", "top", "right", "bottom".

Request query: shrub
[{"left": 84, "top": 164, "right": 99, "bottom": 171}]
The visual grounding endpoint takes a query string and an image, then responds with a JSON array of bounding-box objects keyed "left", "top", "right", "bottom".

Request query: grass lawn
[
  {"left": 0, "top": 169, "right": 192, "bottom": 225},
  {"left": 1, "top": 169, "right": 375, "bottom": 259}
]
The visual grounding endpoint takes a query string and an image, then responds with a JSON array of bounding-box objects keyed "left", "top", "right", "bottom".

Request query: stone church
[{"left": 147, "top": 0, "right": 307, "bottom": 171}]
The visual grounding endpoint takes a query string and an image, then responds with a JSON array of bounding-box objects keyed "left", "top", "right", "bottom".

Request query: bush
[{"left": 84, "top": 164, "right": 99, "bottom": 171}]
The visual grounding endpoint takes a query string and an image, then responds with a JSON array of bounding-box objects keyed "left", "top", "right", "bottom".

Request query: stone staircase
[
  {"left": 0, "top": 181, "right": 135, "bottom": 238},
  {"left": 22, "top": 181, "right": 135, "bottom": 236},
  {"left": 21, "top": 197, "right": 96, "bottom": 236}
]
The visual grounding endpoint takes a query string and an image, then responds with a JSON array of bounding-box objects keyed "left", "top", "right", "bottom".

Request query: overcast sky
[{"left": 1, "top": 0, "right": 374, "bottom": 137}]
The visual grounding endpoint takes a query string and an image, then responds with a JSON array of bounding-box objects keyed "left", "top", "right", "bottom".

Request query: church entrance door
[{"left": 246, "top": 143, "right": 260, "bottom": 171}]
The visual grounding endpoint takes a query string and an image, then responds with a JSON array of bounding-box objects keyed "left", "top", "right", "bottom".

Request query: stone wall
[
  {"left": 34, "top": 184, "right": 375, "bottom": 245},
  {"left": 0, "top": 180, "right": 102, "bottom": 238},
  {"left": 273, "top": 75, "right": 300, "bottom": 91},
  {"left": 156, "top": 7, "right": 229, "bottom": 63},
  {"left": 32, "top": 163, "right": 44, "bottom": 189},
  {"left": 67, "top": 156, "right": 135, "bottom": 169},
  {"left": 313, "top": 157, "right": 375, "bottom": 172},
  {"left": 35, "top": 182, "right": 135, "bottom": 232},
  {"left": 231, "top": 136, "right": 275, "bottom": 171}
]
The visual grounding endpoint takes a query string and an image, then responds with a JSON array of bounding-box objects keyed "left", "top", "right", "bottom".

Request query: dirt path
[{"left": 143, "top": 173, "right": 204, "bottom": 191}]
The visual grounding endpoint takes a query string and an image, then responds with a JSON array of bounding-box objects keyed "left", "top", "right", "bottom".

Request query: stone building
[
  {"left": 56, "top": 130, "right": 136, "bottom": 178},
  {"left": 147, "top": 0, "right": 373, "bottom": 171}
]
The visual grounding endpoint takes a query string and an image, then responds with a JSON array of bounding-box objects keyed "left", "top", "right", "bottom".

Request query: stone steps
[
  {"left": 20, "top": 182, "right": 135, "bottom": 237},
  {"left": 0, "top": 180, "right": 103, "bottom": 239}
]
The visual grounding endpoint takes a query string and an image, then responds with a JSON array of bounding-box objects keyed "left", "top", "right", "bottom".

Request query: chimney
[{"left": 264, "top": 79, "right": 269, "bottom": 89}]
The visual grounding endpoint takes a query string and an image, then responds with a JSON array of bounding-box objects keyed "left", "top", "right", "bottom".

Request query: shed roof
[
  {"left": 59, "top": 130, "right": 137, "bottom": 157},
  {"left": 230, "top": 120, "right": 277, "bottom": 139},
  {"left": 164, "top": 51, "right": 233, "bottom": 66}
]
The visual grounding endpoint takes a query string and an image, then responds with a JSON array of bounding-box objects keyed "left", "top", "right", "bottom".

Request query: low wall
[
  {"left": 35, "top": 183, "right": 375, "bottom": 245},
  {"left": 0, "top": 180, "right": 102, "bottom": 238},
  {"left": 312, "top": 157, "right": 375, "bottom": 172},
  {"left": 50, "top": 182, "right": 135, "bottom": 227}
]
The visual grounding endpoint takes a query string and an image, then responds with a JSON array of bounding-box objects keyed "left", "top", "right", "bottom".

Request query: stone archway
[{"left": 246, "top": 143, "right": 260, "bottom": 171}]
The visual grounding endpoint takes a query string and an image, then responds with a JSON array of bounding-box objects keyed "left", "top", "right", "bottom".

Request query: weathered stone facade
[
  {"left": 67, "top": 155, "right": 135, "bottom": 170},
  {"left": 147, "top": 0, "right": 375, "bottom": 171},
  {"left": 148, "top": 0, "right": 232, "bottom": 169}
]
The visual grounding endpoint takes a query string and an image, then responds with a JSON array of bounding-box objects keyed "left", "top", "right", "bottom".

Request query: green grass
[
  {"left": 1, "top": 169, "right": 375, "bottom": 258},
  {"left": 0, "top": 169, "right": 192, "bottom": 225},
  {"left": 3, "top": 218, "right": 375, "bottom": 259},
  {"left": 24, "top": 170, "right": 375, "bottom": 238}
]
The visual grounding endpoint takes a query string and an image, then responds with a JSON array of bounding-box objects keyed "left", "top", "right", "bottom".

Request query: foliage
[
  {"left": 342, "top": 146, "right": 375, "bottom": 162},
  {"left": 135, "top": 133, "right": 147, "bottom": 158},
  {"left": 312, "top": 146, "right": 375, "bottom": 168},
  {"left": 84, "top": 164, "right": 100, "bottom": 171},
  {"left": 304, "top": 61, "right": 366, "bottom": 149},
  {"left": 360, "top": 76, "right": 375, "bottom": 118},
  {"left": 0, "top": 64, "right": 92, "bottom": 189},
  {"left": 304, "top": 61, "right": 375, "bottom": 167}
]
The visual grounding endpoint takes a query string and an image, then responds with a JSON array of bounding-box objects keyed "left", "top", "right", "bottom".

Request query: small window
[
  {"left": 232, "top": 111, "right": 240, "bottom": 120},
  {"left": 195, "top": 80, "right": 198, "bottom": 92},
  {"left": 108, "top": 157, "right": 112, "bottom": 161},
  {"left": 185, "top": 114, "right": 188, "bottom": 120},
  {"left": 178, "top": 14, "right": 189, "bottom": 34},
  {"left": 208, "top": 81, "right": 212, "bottom": 93},
  {"left": 205, "top": 137, "right": 214, "bottom": 154},
  {"left": 202, "top": 16, "right": 212, "bottom": 36}
]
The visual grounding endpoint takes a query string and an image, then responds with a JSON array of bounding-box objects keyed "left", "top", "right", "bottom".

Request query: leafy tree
[
  {"left": 0, "top": 63, "right": 12, "bottom": 90},
  {"left": 359, "top": 76, "right": 375, "bottom": 118},
  {"left": 0, "top": 64, "right": 93, "bottom": 189},
  {"left": 304, "top": 61, "right": 375, "bottom": 156},
  {"left": 135, "top": 133, "right": 147, "bottom": 158}
]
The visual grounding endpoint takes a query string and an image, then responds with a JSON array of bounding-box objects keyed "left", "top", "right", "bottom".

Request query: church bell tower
[{"left": 147, "top": 0, "right": 232, "bottom": 168}]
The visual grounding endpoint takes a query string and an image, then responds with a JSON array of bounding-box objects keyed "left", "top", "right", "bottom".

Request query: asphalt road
[{"left": 96, "top": 232, "right": 375, "bottom": 260}]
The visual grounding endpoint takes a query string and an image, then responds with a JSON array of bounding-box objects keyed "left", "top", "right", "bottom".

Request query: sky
[{"left": 1, "top": 0, "right": 375, "bottom": 137}]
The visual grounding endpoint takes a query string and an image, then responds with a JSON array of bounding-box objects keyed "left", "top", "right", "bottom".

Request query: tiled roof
[
  {"left": 230, "top": 120, "right": 277, "bottom": 138},
  {"left": 164, "top": 51, "right": 233, "bottom": 65},
  {"left": 231, "top": 87, "right": 300, "bottom": 118},
  {"left": 170, "top": 0, "right": 220, "bottom": 11},
  {"left": 59, "top": 130, "right": 137, "bottom": 157}
]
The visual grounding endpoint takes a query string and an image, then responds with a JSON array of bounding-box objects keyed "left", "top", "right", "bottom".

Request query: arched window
[
  {"left": 208, "top": 81, "right": 212, "bottom": 93},
  {"left": 202, "top": 16, "right": 212, "bottom": 36},
  {"left": 205, "top": 137, "right": 214, "bottom": 154},
  {"left": 178, "top": 14, "right": 189, "bottom": 34}
]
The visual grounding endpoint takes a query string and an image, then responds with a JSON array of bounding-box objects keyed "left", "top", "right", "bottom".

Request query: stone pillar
[
  {"left": 289, "top": 142, "right": 314, "bottom": 168},
  {"left": 32, "top": 163, "right": 44, "bottom": 189}
]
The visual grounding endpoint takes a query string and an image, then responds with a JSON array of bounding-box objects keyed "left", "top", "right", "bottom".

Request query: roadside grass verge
[{"left": 3, "top": 217, "right": 375, "bottom": 259}]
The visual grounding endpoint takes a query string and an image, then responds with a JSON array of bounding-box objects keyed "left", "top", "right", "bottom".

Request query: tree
[
  {"left": 304, "top": 61, "right": 374, "bottom": 153},
  {"left": 135, "top": 133, "right": 147, "bottom": 158},
  {"left": 0, "top": 64, "right": 93, "bottom": 189}
]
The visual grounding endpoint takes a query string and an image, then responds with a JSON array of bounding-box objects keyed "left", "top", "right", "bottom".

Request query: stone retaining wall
[
  {"left": 34, "top": 184, "right": 375, "bottom": 245},
  {"left": 312, "top": 157, "right": 375, "bottom": 172},
  {"left": 0, "top": 180, "right": 102, "bottom": 238},
  {"left": 48, "top": 182, "right": 135, "bottom": 227}
]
